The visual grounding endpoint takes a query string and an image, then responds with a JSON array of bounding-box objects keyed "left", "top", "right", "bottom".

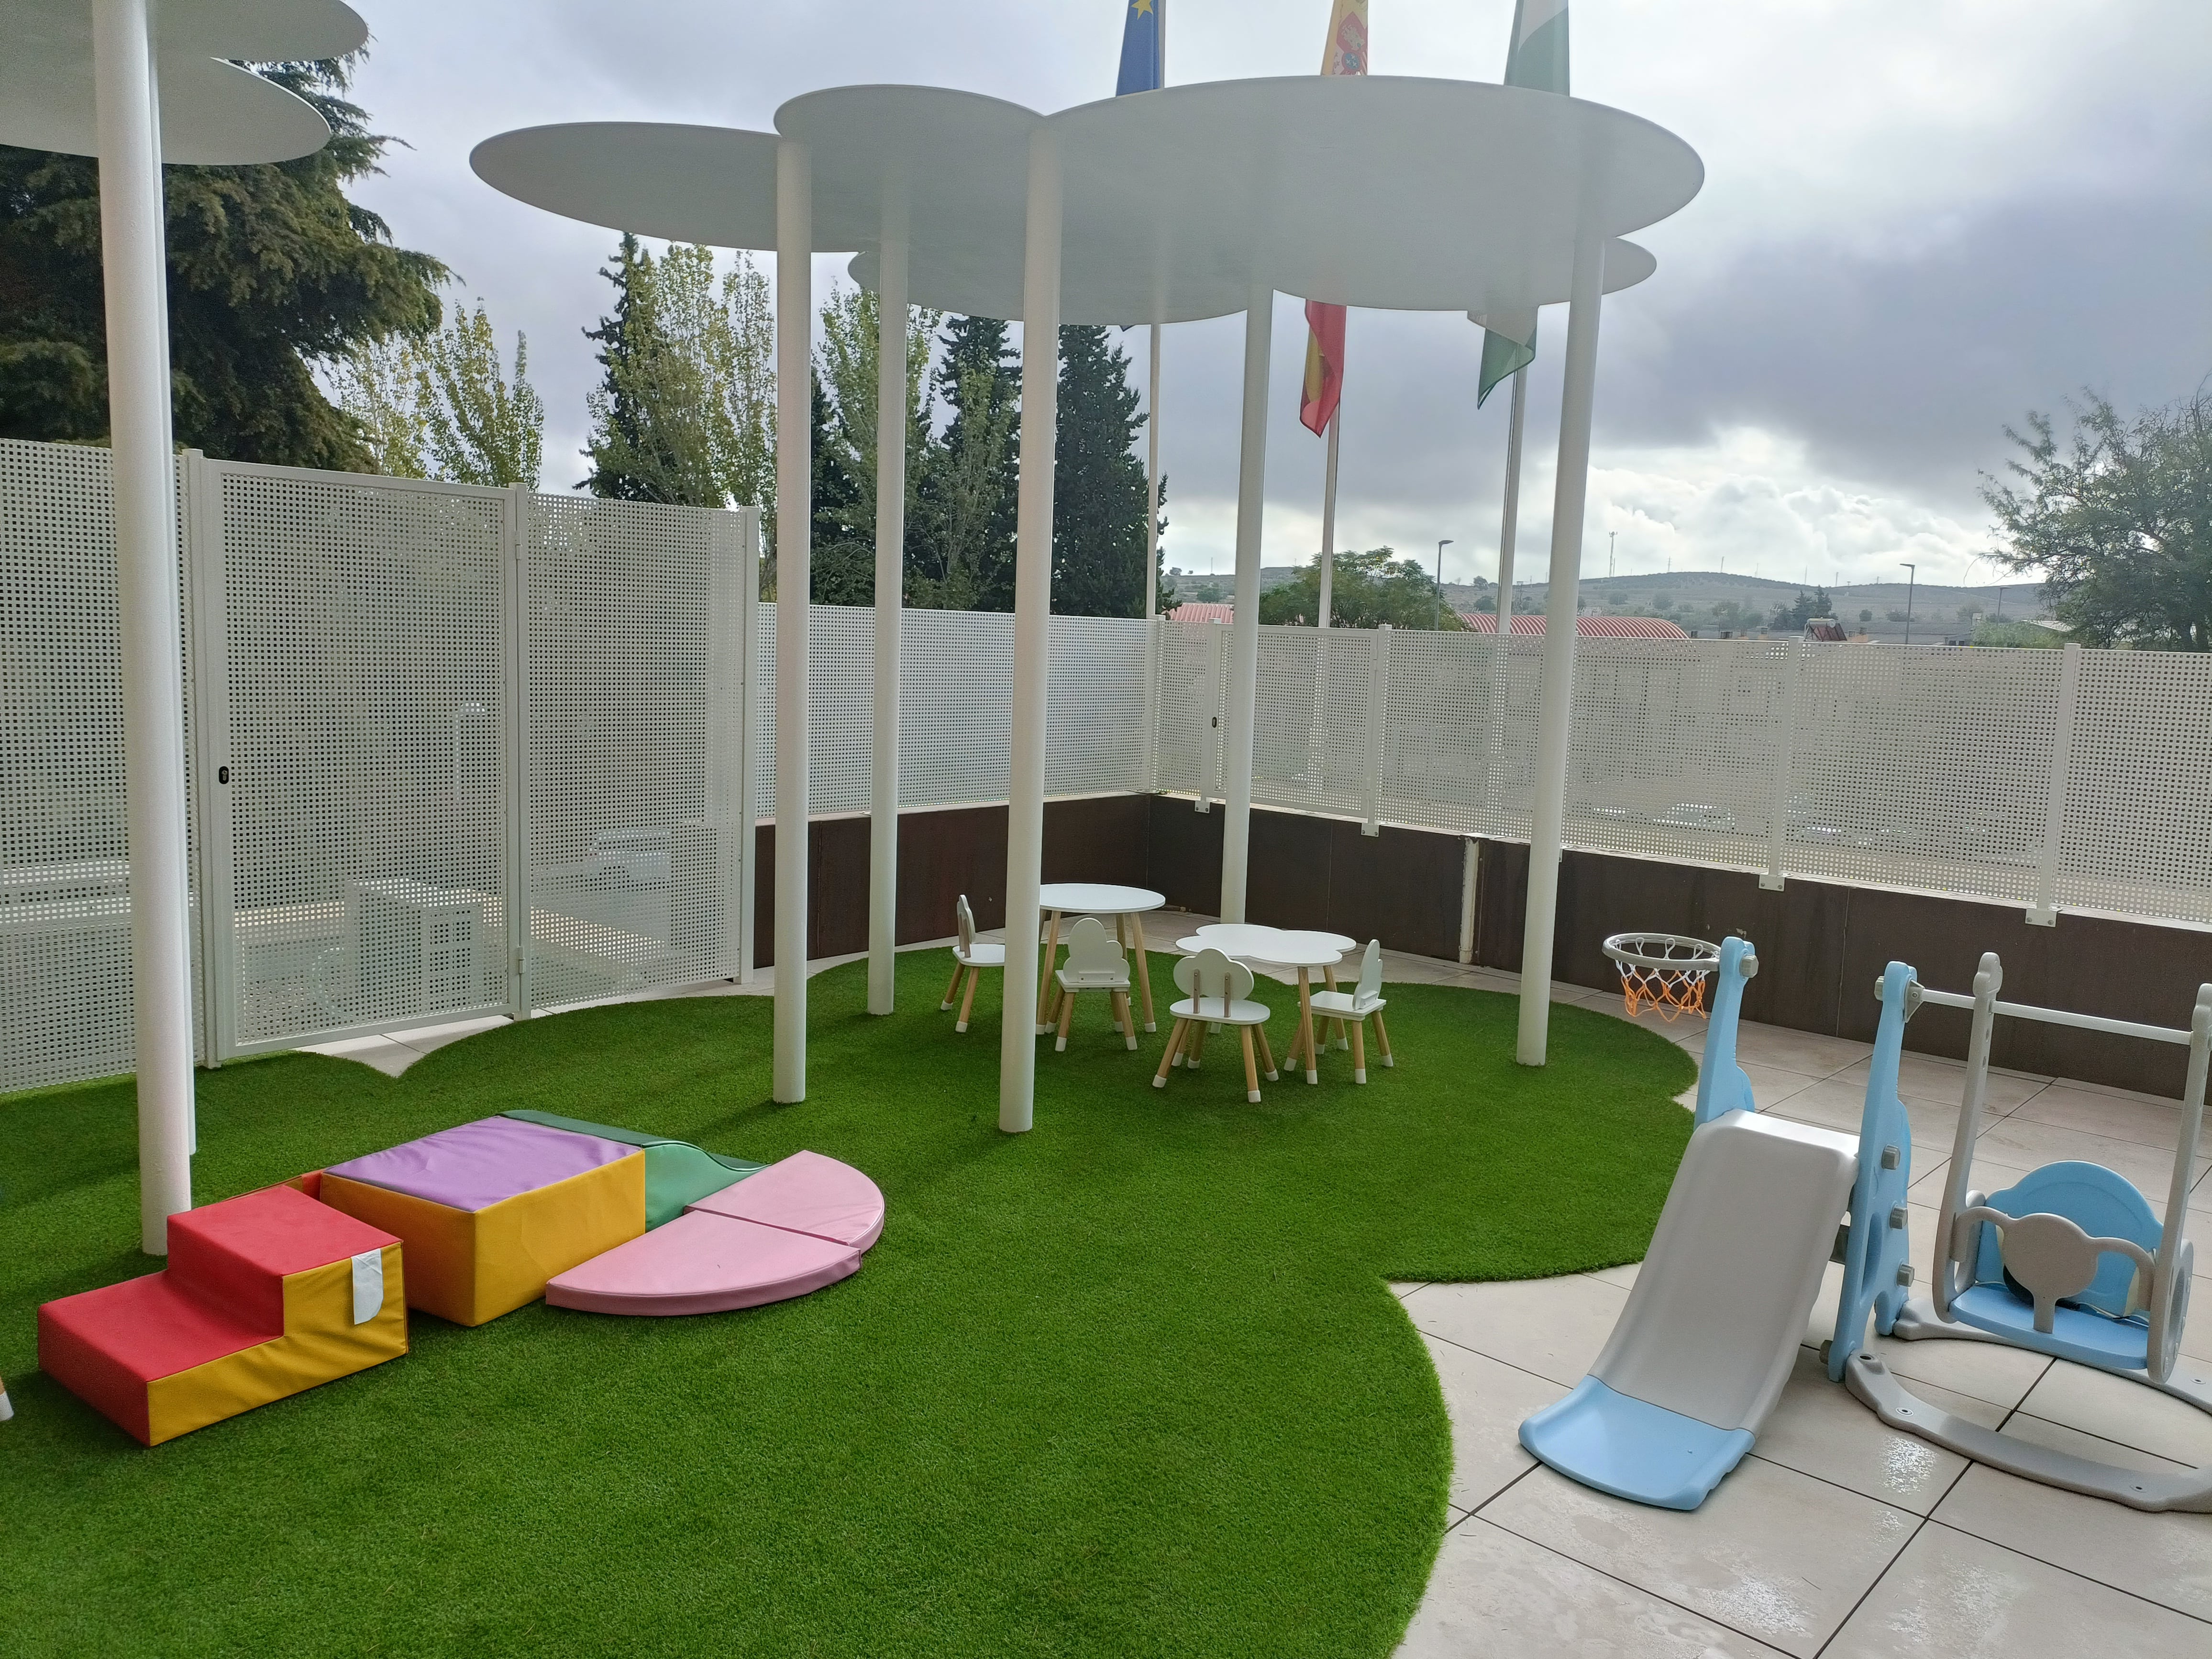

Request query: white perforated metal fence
[
  {"left": 8, "top": 435, "right": 2212, "bottom": 1095},
  {"left": 1151, "top": 619, "right": 2212, "bottom": 931}
]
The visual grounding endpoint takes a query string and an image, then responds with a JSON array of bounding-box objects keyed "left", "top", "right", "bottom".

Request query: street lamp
[
  {"left": 1434, "top": 538, "right": 1454, "bottom": 630},
  {"left": 1901, "top": 562, "right": 1917, "bottom": 645}
]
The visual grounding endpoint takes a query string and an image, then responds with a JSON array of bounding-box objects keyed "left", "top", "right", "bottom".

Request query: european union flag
[{"left": 1116, "top": 0, "right": 1162, "bottom": 96}]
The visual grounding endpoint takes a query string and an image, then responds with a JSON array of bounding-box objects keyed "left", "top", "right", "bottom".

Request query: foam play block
[
  {"left": 685, "top": 1150, "right": 886, "bottom": 1250},
  {"left": 499, "top": 1108, "right": 762, "bottom": 1228},
  {"left": 38, "top": 1185, "right": 405, "bottom": 1446},
  {"left": 318, "top": 1117, "right": 644, "bottom": 1327},
  {"left": 545, "top": 1210, "right": 860, "bottom": 1316}
]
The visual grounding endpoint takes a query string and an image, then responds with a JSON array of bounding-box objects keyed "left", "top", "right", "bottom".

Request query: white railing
[{"left": 7, "top": 435, "right": 2212, "bottom": 1093}]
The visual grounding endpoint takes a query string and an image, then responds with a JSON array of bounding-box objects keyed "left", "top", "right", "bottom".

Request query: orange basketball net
[{"left": 1601, "top": 933, "right": 1720, "bottom": 1021}]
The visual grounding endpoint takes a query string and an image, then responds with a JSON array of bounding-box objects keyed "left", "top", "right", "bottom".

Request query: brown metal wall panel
[
  {"left": 1145, "top": 795, "right": 1225, "bottom": 912},
  {"left": 1327, "top": 818, "right": 1461, "bottom": 959},
  {"left": 1246, "top": 808, "right": 1336, "bottom": 931}
]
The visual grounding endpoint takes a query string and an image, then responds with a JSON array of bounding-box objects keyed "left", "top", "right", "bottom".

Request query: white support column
[
  {"left": 998, "top": 127, "right": 1062, "bottom": 1134},
  {"left": 1516, "top": 231, "right": 1607, "bottom": 1067},
  {"left": 1317, "top": 409, "right": 1341, "bottom": 629},
  {"left": 2028, "top": 640, "right": 2083, "bottom": 926},
  {"left": 867, "top": 187, "right": 908, "bottom": 1016},
  {"left": 705, "top": 508, "right": 748, "bottom": 981},
  {"left": 773, "top": 137, "right": 812, "bottom": 1102},
  {"left": 1219, "top": 284, "right": 1273, "bottom": 924},
  {"left": 95, "top": 0, "right": 194, "bottom": 1253},
  {"left": 1486, "top": 365, "right": 1527, "bottom": 815}
]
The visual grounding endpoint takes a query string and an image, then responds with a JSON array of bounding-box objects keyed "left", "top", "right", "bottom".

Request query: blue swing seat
[{"left": 1949, "top": 1160, "right": 2161, "bottom": 1372}]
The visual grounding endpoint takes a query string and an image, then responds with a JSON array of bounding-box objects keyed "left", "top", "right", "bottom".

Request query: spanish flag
[{"left": 1298, "top": 0, "right": 1368, "bottom": 436}]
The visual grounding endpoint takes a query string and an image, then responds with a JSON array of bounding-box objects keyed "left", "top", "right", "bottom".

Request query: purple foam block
[{"left": 326, "top": 1117, "right": 635, "bottom": 1213}]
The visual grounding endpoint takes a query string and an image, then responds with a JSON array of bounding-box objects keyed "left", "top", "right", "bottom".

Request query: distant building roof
[
  {"left": 1803, "top": 618, "right": 1849, "bottom": 642},
  {"left": 1456, "top": 612, "right": 1691, "bottom": 639},
  {"left": 1167, "top": 601, "right": 1234, "bottom": 623}
]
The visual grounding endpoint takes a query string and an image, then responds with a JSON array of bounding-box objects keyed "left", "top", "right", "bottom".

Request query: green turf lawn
[{"left": 0, "top": 957, "right": 1695, "bottom": 1657}]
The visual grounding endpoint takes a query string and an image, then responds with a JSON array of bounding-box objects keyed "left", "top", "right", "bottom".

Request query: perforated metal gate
[{"left": 191, "top": 463, "right": 517, "bottom": 1054}]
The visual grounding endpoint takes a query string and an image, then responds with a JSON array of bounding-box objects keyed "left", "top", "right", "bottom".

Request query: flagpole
[
  {"left": 1316, "top": 407, "right": 1339, "bottom": 628},
  {"left": 1145, "top": 322, "right": 1161, "bottom": 617},
  {"left": 1487, "top": 363, "right": 1527, "bottom": 814}
]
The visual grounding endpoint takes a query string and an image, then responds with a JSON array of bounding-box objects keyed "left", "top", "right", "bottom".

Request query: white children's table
[
  {"left": 1176, "top": 923, "right": 1351, "bottom": 1084},
  {"left": 1036, "top": 883, "right": 1167, "bottom": 1035}
]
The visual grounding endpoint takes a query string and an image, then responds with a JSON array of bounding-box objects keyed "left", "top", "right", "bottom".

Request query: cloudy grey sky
[{"left": 342, "top": 0, "right": 2212, "bottom": 589}]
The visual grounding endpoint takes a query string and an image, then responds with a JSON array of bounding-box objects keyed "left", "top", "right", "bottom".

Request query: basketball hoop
[{"left": 1602, "top": 932, "right": 1721, "bottom": 1020}]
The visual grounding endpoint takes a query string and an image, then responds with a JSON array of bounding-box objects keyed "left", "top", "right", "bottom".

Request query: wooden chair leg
[
  {"left": 1240, "top": 1026, "right": 1261, "bottom": 1102},
  {"left": 1130, "top": 911, "right": 1157, "bottom": 1031},
  {"left": 941, "top": 959, "right": 965, "bottom": 1011},
  {"left": 956, "top": 966, "right": 982, "bottom": 1032},
  {"left": 1154, "top": 1019, "right": 1186, "bottom": 1086},
  {"left": 1253, "top": 1021, "right": 1279, "bottom": 1082},
  {"left": 1349, "top": 1009, "right": 1368, "bottom": 1084},
  {"left": 1055, "top": 985, "right": 1077, "bottom": 1051},
  {"left": 1372, "top": 1008, "right": 1394, "bottom": 1066},
  {"left": 1189, "top": 1021, "right": 1206, "bottom": 1069},
  {"left": 1115, "top": 988, "right": 1137, "bottom": 1049}
]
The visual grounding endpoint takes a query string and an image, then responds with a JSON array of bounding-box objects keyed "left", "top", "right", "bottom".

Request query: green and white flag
[{"left": 1473, "top": 0, "right": 1570, "bottom": 404}]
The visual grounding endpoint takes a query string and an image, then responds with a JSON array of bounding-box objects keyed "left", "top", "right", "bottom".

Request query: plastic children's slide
[{"left": 1518, "top": 940, "right": 1913, "bottom": 1509}]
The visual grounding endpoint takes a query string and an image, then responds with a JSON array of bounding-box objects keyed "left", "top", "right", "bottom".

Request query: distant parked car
[{"left": 1654, "top": 802, "right": 1739, "bottom": 834}]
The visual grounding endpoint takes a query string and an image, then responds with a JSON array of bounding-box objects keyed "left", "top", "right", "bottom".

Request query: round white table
[
  {"left": 1177, "top": 923, "right": 1349, "bottom": 1083},
  {"left": 1037, "top": 883, "right": 1167, "bottom": 1035}
]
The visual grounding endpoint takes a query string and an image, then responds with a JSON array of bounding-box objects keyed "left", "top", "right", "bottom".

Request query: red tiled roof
[
  {"left": 1167, "top": 602, "right": 1235, "bottom": 623},
  {"left": 1456, "top": 612, "right": 1691, "bottom": 639}
]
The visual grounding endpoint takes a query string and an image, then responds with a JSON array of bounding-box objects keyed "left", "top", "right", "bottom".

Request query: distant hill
[{"left": 1165, "top": 564, "right": 2048, "bottom": 643}]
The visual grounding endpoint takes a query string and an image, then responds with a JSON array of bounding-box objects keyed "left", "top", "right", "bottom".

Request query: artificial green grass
[{"left": 0, "top": 958, "right": 1695, "bottom": 1658}]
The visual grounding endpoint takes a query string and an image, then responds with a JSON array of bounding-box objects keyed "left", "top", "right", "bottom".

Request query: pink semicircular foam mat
[
  {"left": 545, "top": 1211, "right": 859, "bottom": 1317},
  {"left": 685, "top": 1150, "right": 885, "bottom": 1251}
]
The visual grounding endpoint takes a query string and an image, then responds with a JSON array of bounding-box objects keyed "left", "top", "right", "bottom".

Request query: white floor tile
[
  {"left": 1768, "top": 1076, "right": 1961, "bottom": 1157},
  {"left": 2008, "top": 1083, "right": 2192, "bottom": 1153},
  {"left": 1394, "top": 1515, "right": 1790, "bottom": 1659},
  {"left": 1933, "top": 1463, "right": 2212, "bottom": 1625},
  {"left": 1830, "top": 1050, "right": 2046, "bottom": 1112},
  {"left": 1482, "top": 1459, "right": 1917, "bottom": 1658},
  {"left": 387, "top": 1014, "right": 510, "bottom": 1054},
  {"left": 1728, "top": 1023, "right": 1871, "bottom": 1080},
  {"left": 1821, "top": 1520, "right": 2211, "bottom": 1658},
  {"left": 2019, "top": 1360, "right": 2212, "bottom": 1469},
  {"left": 1585, "top": 1261, "right": 1642, "bottom": 1291},
  {"left": 1749, "top": 1346, "right": 1991, "bottom": 1514},
  {"left": 301, "top": 1033, "right": 418, "bottom": 1077},
  {"left": 1421, "top": 1338, "right": 1563, "bottom": 1511},
  {"left": 1972, "top": 1115, "right": 2209, "bottom": 1205},
  {"left": 1856, "top": 1325, "right": 2054, "bottom": 1413},
  {"left": 1401, "top": 1275, "right": 1628, "bottom": 1389}
]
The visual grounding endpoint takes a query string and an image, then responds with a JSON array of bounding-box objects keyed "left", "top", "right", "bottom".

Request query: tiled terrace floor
[{"left": 311, "top": 911, "right": 2212, "bottom": 1657}]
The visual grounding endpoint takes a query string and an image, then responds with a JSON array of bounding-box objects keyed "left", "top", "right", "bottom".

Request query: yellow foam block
[
  {"left": 319, "top": 1155, "right": 644, "bottom": 1327},
  {"left": 146, "top": 1244, "right": 408, "bottom": 1444}
]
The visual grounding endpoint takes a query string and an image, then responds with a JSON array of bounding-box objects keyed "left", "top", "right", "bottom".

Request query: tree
[
  {"left": 913, "top": 315, "right": 1022, "bottom": 610},
  {"left": 582, "top": 239, "right": 773, "bottom": 511},
  {"left": 1258, "top": 548, "right": 1466, "bottom": 628},
  {"left": 1051, "top": 325, "right": 1157, "bottom": 617},
  {"left": 808, "top": 282, "right": 941, "bottom": 603},
  {"left": 0, "top": 55, "right": 445, "bottom": 467},
  {"left": 1769, "top": 586, "right": 1833, "bottom": 630},
  {"left": 1985, "top": 388, "right": 2212, "bottom": 650},
  {"left": 1858, "top": 608, "right": 1874, "bottom": 624},
  {"left": 327, "top": 297, "right": 544, "bottom": 486}
]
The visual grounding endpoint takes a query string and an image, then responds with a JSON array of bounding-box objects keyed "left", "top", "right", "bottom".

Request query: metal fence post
[
  {"left": 1140, "top": 612, "right": 1161, "bottom": 794},
  {"left": 735, "top": 506, "right": 763, "bottom": 982},
  {"left": 2028, "top": 641, "right": 2083, "bottom": 926},
  {"left": 1197, "top": 623, "right": 1225, "bottom": 813},
  {"left": 1362, "top": 622, "right": 1392, "bottom": 837},
  {"left": 1761, "top": 637, "right": 1805, "bottom": 891},
  {"left": 502, "top": 483, "right": 532, "bottom": 1019},
  {"left": 181, "top": 449, "right": 234, "bottom": 1073}
]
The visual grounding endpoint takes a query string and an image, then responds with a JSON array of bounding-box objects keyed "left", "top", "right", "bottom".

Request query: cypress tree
[
  {"left": 809, "top": 368, "right": 873, "bottom": 602},
  {"left": 0, "top": 56, "right": 444, "bottom": 467},
  {"left": 1050, "top": 325, "right": 1156, "bottom": 617}
]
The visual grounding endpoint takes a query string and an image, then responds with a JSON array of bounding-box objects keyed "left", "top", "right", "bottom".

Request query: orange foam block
[{"left": 38, "top": 1185, "right": 406, "bottom": 1446}]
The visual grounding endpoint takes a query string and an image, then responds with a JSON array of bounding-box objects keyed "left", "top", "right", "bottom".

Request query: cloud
[{"left": 339, "top": 1, "right": 2212, "bottom": 583}]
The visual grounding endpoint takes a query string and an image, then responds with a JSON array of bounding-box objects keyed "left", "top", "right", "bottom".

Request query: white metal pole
[
  {"left": 1486, "top": 365, "right": 1528, "bottom": 816},
  {"left": 1144, "top": 322, "right": 1161, "bottom": 619},
  {"left": 772, "top": 138, "right": 812, "bottom": 1101},
  {"left": 1516, "top": 232, "right": 1606, "bottom": 1067},
  {"left": 1218, "top": 284, "right": 1273, "bottom": 924},
  {"left": 999, "top": 127, "right": 1062, "bottom": 1134},
  {"left": 2028, "top": 640, "right": 2082, "bottom": 926},
  {"left": 94, "top": 0, "right": 194, "bottom": 1253},
  {"left": 1317, "top": 408, "right": 1340, "bottom": 629},
  {"left": 736, "top": 506, "right": 761, "bottom": 984},
  {"left": 867, "top": 187, "right": 908, "bottom": 1016}
]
